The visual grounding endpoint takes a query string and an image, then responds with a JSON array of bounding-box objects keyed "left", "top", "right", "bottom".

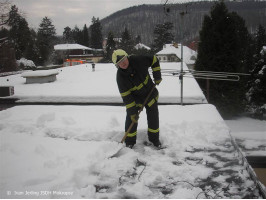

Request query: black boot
[
  {"left": 151, "top": 140, "right": 161, "bottom": 148},
  {"left": 126, "top": 143, "right": 134, "bottom": 149}
]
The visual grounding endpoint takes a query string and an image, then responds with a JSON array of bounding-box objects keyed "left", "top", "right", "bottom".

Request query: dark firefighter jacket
[{"left": 116, "top": 55, "right": 162, "bottom": 116}]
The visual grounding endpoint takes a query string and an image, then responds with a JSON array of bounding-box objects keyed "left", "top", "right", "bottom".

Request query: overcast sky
[{"left": 10, "top": 0, "right": 167, "bottom": 35}]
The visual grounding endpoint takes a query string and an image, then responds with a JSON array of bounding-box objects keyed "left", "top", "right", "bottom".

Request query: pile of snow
[
  {"left": 0, "top": 104, "right": 261, "bottom": 198},
  {"left": 16, "top": 58, "right": 36, "bottom": 69},
  {"left": 0, "top": 62, "right": 207, "bottom": 104}
]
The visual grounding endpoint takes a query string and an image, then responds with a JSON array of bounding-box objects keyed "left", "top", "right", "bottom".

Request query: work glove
[
  {"left": 155, "top": 78, "right": 162, "bottom": 85},
  {"left": 130, "top": 114, "right": 139, "bottom": 123}
]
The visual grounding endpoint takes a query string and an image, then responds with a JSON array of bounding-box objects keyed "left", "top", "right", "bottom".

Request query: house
[
  {"left": 156, "top": 43, "right": 197, "bottom": 69},
  {"left": 134, "top": 43, "right": 151, "bottom": 50},
  {"left": 54, "top": 44, "right": 104, "bottom": 66}
]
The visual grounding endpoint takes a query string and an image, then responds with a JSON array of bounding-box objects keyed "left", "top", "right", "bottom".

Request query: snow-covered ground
[
  {"left": 225, "top": 117, "right": 266, "bottom": 156},
  {"left": 0, "top": 63, "right": 206, "bottom": 104},
  {"left": 0, "top": 104, "right": 262, "bottom": 198},
  {"left": 0, "top": 63, "right": 264, "bottom": 198}
]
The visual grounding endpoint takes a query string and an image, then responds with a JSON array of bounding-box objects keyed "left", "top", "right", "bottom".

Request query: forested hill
[{"left": 100, "top": 1, "right": 266, "bottom": 46}]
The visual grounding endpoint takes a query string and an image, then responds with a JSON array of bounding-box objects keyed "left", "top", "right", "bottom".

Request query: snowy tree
[
  {"left": 195, "top": 1, "right": 251, "bottom": 118},
  {"left": 246, "top": 26, "right": 266, "bottom": 118},
  {"left": 246, "top": 47, "right": 266, "bottom": 118},
  {"left": 152, "top": 22, "right": 174, "bottom": 53},
  {"left": 90, "top": 17, "right": 103, "bottom": 49},
  {"left": 254, "top": 25, "right": 266, "bottom": 56},
  {"left": 119, "top": 27, "right": 134, "bottom": 54},
  {"left": 36, "top": 16, "right": 56, "bottom": 65}
]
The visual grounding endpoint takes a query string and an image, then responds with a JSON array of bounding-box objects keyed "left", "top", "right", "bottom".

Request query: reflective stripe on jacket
[{"left": 116, "top": 55, "right": 161, "bottom": 115}]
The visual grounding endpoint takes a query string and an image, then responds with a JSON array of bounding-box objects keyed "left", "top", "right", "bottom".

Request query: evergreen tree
[
  {"left": 0, "top": 27, "right": 8, "bottom": 40},
  {"left": 0, "top": 41, "right": 18, "bottom": 72},
  {"left": 36, "top": 16, "right": 56, "bottom": 65},
  {"left": 152, "top": 22, "right": 174, "bottom": 53},
  {"left": 8, "top": 5, "right": 31, "bottom": 59},
  {"left": 254, "top": 25, "right": 266, "bottom": 56},
  {"left": 90, "top": 17, "right": 103, "bottom": 49},
  {"left": 24, "top": 29, "right": 39, "bottom": 65},
  {"left": 120, "top": 27, "right": 134, "bottom": 54},
  {"left": 63, "top": 26, "right": 74, "bottom": 43},
  {"left": 105, "top": 31, "right": 116, "bottom": 61},
  {"left": 246, "top": 26, "right": 266, "bottom": 118},
  {"left": 0, "top": 3, "right": 18, "bottom": 72},
  {"left": 72, "top": 26, "right": 83, "bottom": 44},
  {"left": 195, "top": 2, "right": 251, "bottom": 118},
  {"left": 246, "top": 47, "right": 266, "bottom": 118},
  {"left": 81, "top": 24, "right": 89, "bottom": 47}
]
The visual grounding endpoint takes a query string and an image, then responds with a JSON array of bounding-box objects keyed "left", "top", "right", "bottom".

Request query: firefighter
[{"left": 112, "top": 49, "right": 162, "bottom": 148}]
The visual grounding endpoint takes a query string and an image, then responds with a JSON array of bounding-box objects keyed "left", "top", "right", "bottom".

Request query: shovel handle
[
  {"left": 121, "top": 84, "right": 156, "bottom": 143},
  {"left": 121, "top": 120, "right": 136, "bottom": 143}
]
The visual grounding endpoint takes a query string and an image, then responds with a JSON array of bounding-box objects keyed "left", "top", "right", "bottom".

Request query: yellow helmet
[{"left": 112, "top": 49, "right": 128, "bottom": 65}]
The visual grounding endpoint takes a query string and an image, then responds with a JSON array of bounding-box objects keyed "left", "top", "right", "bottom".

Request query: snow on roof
[
  {"left": 54, "top": 44, "right": 92, "bottom": 51},
  {"left": 156, "top": 43, "right": 197, "bottom": 64},
  {"left": 135, "top": 43, "right": 151, "bottom": 50},
  {"left": 0, "top": 63, "right": 206, "bottom": 104}
]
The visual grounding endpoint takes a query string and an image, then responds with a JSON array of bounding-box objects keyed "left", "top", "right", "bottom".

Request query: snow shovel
[{"left": 121, "top": 84, "right": 156, "bottom": 143}]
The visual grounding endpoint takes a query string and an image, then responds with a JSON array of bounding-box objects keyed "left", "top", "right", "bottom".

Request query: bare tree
[
  {"left": 0, "top": 0, "right": 11, "bottom": 47},
  {"left": 0, "top": 0, "right": 10, "bottom": 26}
]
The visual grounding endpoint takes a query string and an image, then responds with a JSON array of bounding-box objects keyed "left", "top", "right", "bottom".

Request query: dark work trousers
[{"left": 125, "top": 101, "right": 159, "bottom": 145}]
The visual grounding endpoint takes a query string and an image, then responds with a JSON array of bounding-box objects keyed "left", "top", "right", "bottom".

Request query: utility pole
[
  {"left": 180, "top": 42, "right": 184, "bottom": 105},
  {"left": 180, "top": 6, "right": 187, "bottom": 106},
  {"left": 163, "top": 0, "right": 187, "bottom": 105}
]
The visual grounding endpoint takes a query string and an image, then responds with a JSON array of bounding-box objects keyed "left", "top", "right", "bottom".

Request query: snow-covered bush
[{"left": 17, "top": 58, "right": 36, "bottom": 70}]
